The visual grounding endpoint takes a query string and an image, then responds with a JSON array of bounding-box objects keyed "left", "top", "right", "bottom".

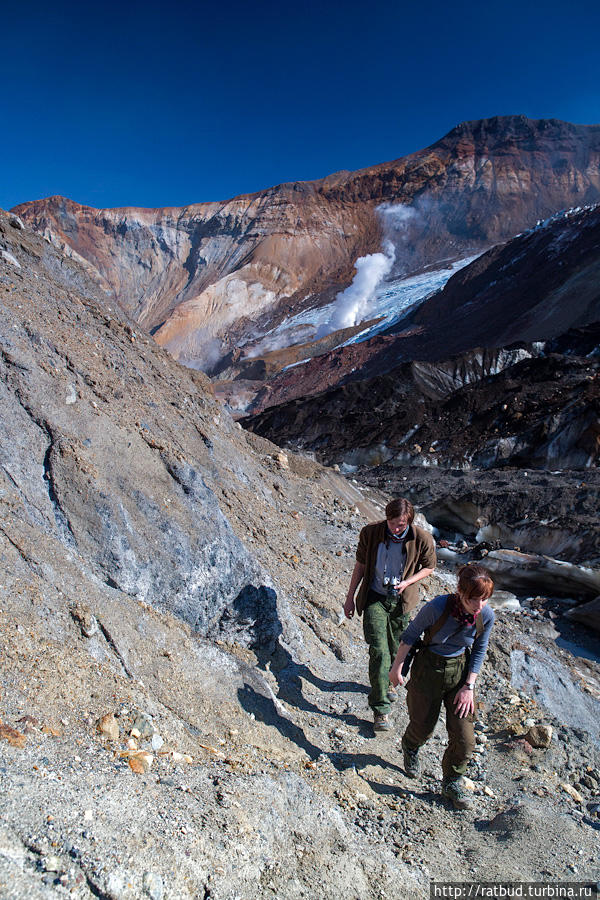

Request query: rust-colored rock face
[
  {"left": 241, "top": 204, "right": 600, "bottom": 418},
  {"left": 13, "top": 116, "right": 600, "bottom": 371}
]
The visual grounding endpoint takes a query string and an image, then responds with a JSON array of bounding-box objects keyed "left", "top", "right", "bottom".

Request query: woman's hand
[{"left": 453, "top": 685, "right": 475, "bottom": 718}]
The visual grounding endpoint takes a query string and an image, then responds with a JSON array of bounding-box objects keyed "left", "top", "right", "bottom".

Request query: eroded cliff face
[
  {"left": 239, "top": 204, "right": 600, "bottom": 415},
  {"left": 13, "top": 116, "right": 600, "bottom": 371}
]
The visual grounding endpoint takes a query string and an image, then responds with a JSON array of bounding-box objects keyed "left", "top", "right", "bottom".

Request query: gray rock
[
  {"left": 565, "top": 596, "right": 600, "bottom": 634},
  {"left": 143, "top": 871, "right": 164, "bottom": 900}
]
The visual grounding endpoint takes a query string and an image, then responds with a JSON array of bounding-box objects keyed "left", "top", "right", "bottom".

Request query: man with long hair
[{"left": 344, "top": 498, "right": 436, "bottom": 733}]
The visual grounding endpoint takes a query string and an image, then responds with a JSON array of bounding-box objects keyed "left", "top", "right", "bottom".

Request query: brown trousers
[{"left": 402, "top": 647, "right": 475, "bottom": 778}]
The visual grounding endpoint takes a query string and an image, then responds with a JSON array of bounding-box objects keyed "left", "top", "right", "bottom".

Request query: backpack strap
[
  {"left": 422, "top": 597, "right": 452, "bottom": 645},
  {"left": 423, "top": 596, "right": 485, "bottom": 645},
  {"left": 475, "top": 611, "right": 484, "bottom": 638}
]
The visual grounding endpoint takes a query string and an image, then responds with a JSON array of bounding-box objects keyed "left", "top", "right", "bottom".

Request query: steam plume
[{"left": 316, "top": 203, "right": 417, "bottom": 338}]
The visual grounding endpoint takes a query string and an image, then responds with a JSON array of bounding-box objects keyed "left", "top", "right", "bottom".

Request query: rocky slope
[
  {"left": 1, "top": 211, "right": 600, "bottom": 899},
  {"left": 13, "top": 117, "right": 600, "bottom": 374},
  {"left": 243, "top": 329, "right": 600, "bottom": 472},
  {"left": 238, "top": 204, "right": 600, "bottom": 416}
]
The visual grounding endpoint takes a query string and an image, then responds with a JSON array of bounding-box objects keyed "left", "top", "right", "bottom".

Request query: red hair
[{"left": 456, "top": 564, "right": 494, "bottom": 601}]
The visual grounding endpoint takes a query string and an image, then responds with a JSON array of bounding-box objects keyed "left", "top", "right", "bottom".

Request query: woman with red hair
[{"left": 389, "top": 564, "right": 495, "bottom": 810}]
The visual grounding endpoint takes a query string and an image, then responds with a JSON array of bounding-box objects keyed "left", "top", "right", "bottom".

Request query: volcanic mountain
[
  {"left": 241, "top": 203, "right": 600, "bottom": 415},
  {"left": 13, "top": 116, "right": 600, "bottom": 377},
  {"left": 2, "top": 164, "right": 600, "bottom": 895}
]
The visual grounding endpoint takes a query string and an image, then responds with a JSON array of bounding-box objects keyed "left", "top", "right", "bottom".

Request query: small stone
[
  {"left": 526, "top": 724, "right": 553, "bottom": 749},
  {"left": 483, "top": 786, "right": 495, "bottom": 797},
  {"left": 82, "top": 615, "right": 98, "bottom": 638},
  {"left": 43, "top": 856, "right": 62, "bottom": 873},
  {"left": 42, "top": 725, "right": 62, "bottom": 737},
  {"left": 126, "top": 738, "right": 138, "bottom": 750},
  {"left": 143, "top": 871, "right": 164, "bottom": 900},
  {"left": 128, "top": 751, "right": 154, "bottom": 774},
  {"left": 560, "top": 783, "right": 583, "bottom": 803},
  {"left": 17, "top": 715, "right": 39, "bottom": 734},
  {"left": 132, "top": 714, "right": 154, "bottom": 738},
  {"left": 461, "top": 777, "right": 476, "bottom": 792},
  {"left": 96, "top": 714, "right": 119, "bottom": 741},
  {"left": 274, "top": 452, "right": 289, "bottom": 469},
  {"left": 164, "top": 749, "right": 195, "bottom": 763},
  {"left": 83, "top": 810, "right": 94, "bottom": 823},
  {"left": 151, "top": 733, "right": 164, "bottom": 751},
  {"left": 0, "top": 724, "right": 26, "bottom": 748}
]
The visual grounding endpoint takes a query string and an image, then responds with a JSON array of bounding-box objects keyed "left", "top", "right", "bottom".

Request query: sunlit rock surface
[{"left": 14, "top": 117, "right": 600, "bottom": 374}]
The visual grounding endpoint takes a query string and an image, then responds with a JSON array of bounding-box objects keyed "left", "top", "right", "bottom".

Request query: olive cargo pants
[
  {"left": 363, "top": 590, "right": 410, "bottom": 715},
  {"left": 402, "top": 647, "right": 476, "bottom": 778}
]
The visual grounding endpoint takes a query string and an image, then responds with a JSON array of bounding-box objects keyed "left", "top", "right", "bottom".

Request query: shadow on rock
[
  {"left": 237, "top": 683, "right": 403, "bottom": 774},
  {"left": 365, "top": 778, "right": 433, "bottom": 799},
  {"left": 268, "top": 644, "right": 369, "bottom": 728},
  {"left": 237, "top": 683, "right": 329, "bottom": 760},
  {"left": 212, "top": 584, "right": 283, "bottom": 663}
]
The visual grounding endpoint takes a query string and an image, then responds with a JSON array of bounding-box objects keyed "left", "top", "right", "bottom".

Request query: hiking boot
[
  {"left": 442, "top": 777, "right": 472, "bottom": 810},
  {"left": 373, "top": 713, "right": 391, "bottom": 732},
  {"left": 387, "top": 685, "right": 398, "bottom": 703},
  {"left": 401, "top": 740, "right": 420, "bottom": 778}
]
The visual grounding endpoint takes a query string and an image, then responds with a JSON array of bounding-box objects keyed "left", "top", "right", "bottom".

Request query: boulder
[
  {"left": 526, "top": 724, "right": 553, "bottom": 749},
  {"left": 564, "top": 596, "right": 600, "bottom": 633},
  {"left": 482, "top": 550, "right": 600, "bottom": 598}
]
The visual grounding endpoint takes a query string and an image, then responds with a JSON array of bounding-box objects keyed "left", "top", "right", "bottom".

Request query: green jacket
[{"left": 355, "top": 520, "right": 436, "bottom": 616}]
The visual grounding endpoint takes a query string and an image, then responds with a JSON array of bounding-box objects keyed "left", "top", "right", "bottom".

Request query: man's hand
[
  {"left": 389, "top": 663, "right": 404, "bottom": 688},
  {"left": 453, "top": 685, "right": 475, "bottom": 718},
  {"left": 343, "top": 596, "right": 356, "bottom": 619},
  {"left": 394, "top": 580, "right": 410, "bottom": 594}
]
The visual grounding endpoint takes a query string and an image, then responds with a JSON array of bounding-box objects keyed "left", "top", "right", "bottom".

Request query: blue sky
[{"left": 3, "top": 0, "right": 599, "bottom": 211}]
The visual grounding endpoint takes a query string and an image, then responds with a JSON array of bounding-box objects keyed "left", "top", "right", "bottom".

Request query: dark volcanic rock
[
  {"left": 404, "top": 204, "right": 600, "bottom": 356},
  {"left": 243, "top": 340, "right": 600, "bottom": 472},
  {"left": 243, "top": 205, "right": 600, "bottom": 415},
  {"left": 242, "top": 328, "right": 600, "bottom": 565},
  {"left": 367, "top": 465, "right": 600, "bottom": 564}
]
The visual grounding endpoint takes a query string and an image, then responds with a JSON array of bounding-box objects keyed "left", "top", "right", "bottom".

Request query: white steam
[
  {"left": 316, "top": 241, "right": 395, "bottom": 337},
  {"left": 316, "top": 203, "right": 418, "bottom": 339}
]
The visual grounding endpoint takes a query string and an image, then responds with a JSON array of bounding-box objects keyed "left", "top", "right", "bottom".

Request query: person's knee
[
  {"left": 367, "top": 639, "right": 389, "bottom": 659},
  {"left": 449, "top": 725, "right": 475, "bottom": 757},
  {"left": 404, "top": 722, "right": 435, "bottom": 747}
]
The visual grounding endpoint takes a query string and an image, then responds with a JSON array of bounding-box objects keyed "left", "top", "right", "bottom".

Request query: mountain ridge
[{"left": 12, "top": 116, "right": 600, "bottom": 373}]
